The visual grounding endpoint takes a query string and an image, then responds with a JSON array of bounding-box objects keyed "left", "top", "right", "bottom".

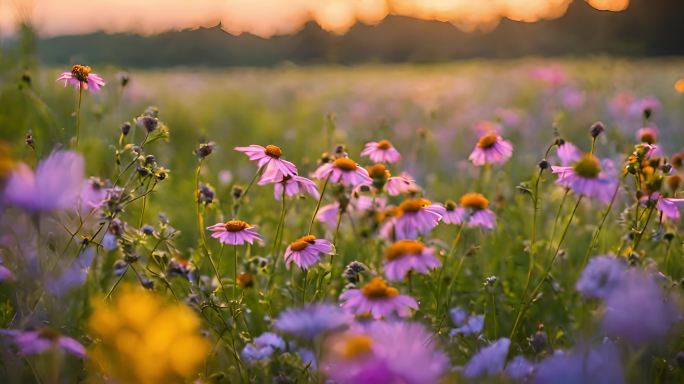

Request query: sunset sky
[{"left": 0, "top": 0, "right": 629, "bottom": 37}]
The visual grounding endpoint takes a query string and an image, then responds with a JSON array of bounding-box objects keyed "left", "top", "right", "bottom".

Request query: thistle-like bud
[
  {"left": 590, "top": 122, "right": 605, "bottom": 138},
  {"left": 121, "top": 122, "right": 131, "bottom": 136}
]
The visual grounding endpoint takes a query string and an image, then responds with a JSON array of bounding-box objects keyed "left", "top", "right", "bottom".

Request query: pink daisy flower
[
  {"left": 316, "top": 202, "right": 342, "bottom": 231},
  {"left": 56, "top": 64, "right": 105, "bottom": 92},
  {"left": 361, "top": 140, "right": 401, "bottom": 164},
  {"left": 637, "top": 126, "right": 658, "bottom": 145},
  {"left": 442, "top": 193, "right": 496, "bottom": 230},
  {"left": 386, "top": 173, "right": 420, "bottom": 196},
  {"left": 284, "top": 235, "right": 334, "bottom": 270},
  {"left": 260, "top": 174, "right": 319, "bottom": 200},
  {"left": 0, "top": 328, "right": 85, "bottom": 358},
  {"left": 392, "top": 198, "right": 445, "bottom": 240},
  {"left": 340, "top": 277, "right": 417, "bottom": 319},
  {"left": 207, "top": 220, "right": 262, "bottom": 245},
  {"left": 551, "top": 154, "right": 619, "bottom": 204},
  {"left": 556, "top": 141, "right": 582, "bottom": 166},
  {"left": 313, "top": 157, "right": 372, "bottom": 187},
  {"left": 383, "top": 240, "right": 441, "bottom": 281},
  {"left": 234, "top": 144, "right": 297, "bottom": 183},
  {"left": 468, "top": 132, "right": 513, "bottom": 166},
  {"left": 643, "top": 193, "right": 684, "bottom": 221}
]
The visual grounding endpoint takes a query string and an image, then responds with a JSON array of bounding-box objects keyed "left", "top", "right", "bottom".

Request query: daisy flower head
[
  {"left": 469, "top": 131, "right": 513, "bottom": 166},
  {"left": 393, "top": 198, "right": 445, "bottom": 239},
  {"left": 637, "top": 126, "right": 658, "bottom": 145},
  {"left": 206, "top": 220, "right": 262, "bottom": 245},
  {"left": 284, "top": 235, "right": 334, "bottom": 270},
  {"left": 386, "top": 173, "right": 420, "bottom": 196},
  {"left": 383, "top": 240, "right": 441, "bottom": 281},
  {"left": 366, "top": 163, "right": 390, "bottom": 190},
  {"left": 56, "top": 64, "right": 105, "bottom": 92},
  {"left": 313, "top": 157, "right": 372, "bottom": 187},
  {"left": 552, "top": 153, "right": 619, "bottom": 204},
  {"left": 261, "top": 174, "right": 319, "bottom": 200},
  {"left": 442, "top": 193, "right": 496, "bottom": 230},
  {"left": 656, "top": 195, "right": 684, "bottom": 221},
  {"left": 322, "top": 321, "right": 449, "bottom": 384},
  {"left": 0, "top": 328, "right": 85, "bottom": 358},
  {"left": 556, "top": 140, "right": 582, "bottom": 166},
  {"left": 234, "top": 144, "right": 297, "bottom": 183},
  {"left": 340, "top": 277, "right": 417, "bottom": 319},
  {"left": 361, "top": 139, "right": 401, "bottom": 164}
]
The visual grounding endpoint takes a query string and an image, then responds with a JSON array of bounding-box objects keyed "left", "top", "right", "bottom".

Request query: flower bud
[{"left": 590, "top": 122, "right": 605, "bottom": 138}]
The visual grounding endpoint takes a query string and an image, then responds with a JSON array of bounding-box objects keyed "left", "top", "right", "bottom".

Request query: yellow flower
[
  {"left": 87, "top": 285, "right": 210, "bottom": 384},
  {"left": 676, "top": 78, "right": 684, "bottom": 94}
]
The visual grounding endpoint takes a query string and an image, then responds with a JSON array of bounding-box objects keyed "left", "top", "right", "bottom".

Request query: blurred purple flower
[
  {"left": 45, "top": 247, "right": 95, "bottom": 296},
  {"left": 555, "top": 141, "right": 582, "bottom": 166},
  {"left": 0, "top": 328, "right": 85, "bottom": 358},
  {"left": 576, "top": 255, "right": 626, "bottom": 299},
  {"left": 551, "top": 154, "right": 618, "bottom": 204},
  {"left": 393, "top": 198, "right": 445, "bottom": 239},
  {"left": 469, "top": 132, "right": 513, "bottom": 166},
  {"left": 313, "top": 157, "right": 372, "bottom": 187},
  {"left": 463, "top": 338, "right": 510, "bottom": 379},
  {"left": 262, "top": 174, "right": 319, "bottom": 200},
  {"left": 449, "top": 307, "right": 484, "bottom": 337},
  {"left": 506, "top": 355, "right": 535, "bottom": 381},
  {"left": 284, "top": 235, "right": 334, "bottom": 270},
  {"left": 4, "top": 151, "right": 84, "bottom": 212},
  {"left": 443, "top": 193, "right": 496, "bottom": 230},
  {"left": 386, "top": 173, "right": 420, "bottom": 196},
  {"left": 383, "top": 240, "right": 440, "bottom": 281},
  {"left": 602, "top": 269, "right": 679, "bottom": 344},
  {"left": 361, "top": 140, "right": 401, "bottom": 164},
  {"left": 340, "top": 277, "right": 417, "bottom": 320},
  {"left": 532, "top": 342, "right": 623, "bottom": 384},
  {"left": 316, "top": 202, "right": 341, "bottom": 231},
  {"left": 241, "top": 332, "right": 285, "bottom": 363},
  {"left": 56, "top": 64, "right": 105, "bottom": 92},
  {"left": 275, "top": 303, "right": 351, "bottom": 339}
]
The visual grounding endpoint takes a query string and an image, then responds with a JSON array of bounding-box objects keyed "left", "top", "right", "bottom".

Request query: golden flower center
[
  {"left": 264, "top": 145, "right": 282, "bottom": 158},
  {"left": 444, "top": 199, "right": 457, "bottom": 211},
  {"left": 367, "top": 163, "right": 390, "bottom": 180},
  {"left": 361, "top": 277, "right": 399, "bottom": 299},
  {"left": 71, "top": 64, "right": 92, "bottom": 82},
  {"left": 289, "top": 235, "right": 316, "bottom": 251},
  {"left": 385, "top": 240, "right": 425, "bottom": 261},
  {"left": 640, "top": 131, "right": 656, "bottom": 145},
  {"left": 376, "top": 140, "right": 392, "bottom": 150},
  {"left": 340, "top": 335, "right": 374, "bottom": 359},
  {"left": 334, "top": 157, "right": 358, "bottom": 172},
  {"left": 37, "top": 327, "right": 61, "bottom": 341},
  {"left": 573, "top": 154, "right": 601, "bottom": 178},
  {"left": 460, "top": 193, "right": 489, "bottom": 210},
  {"left": 477, "top": 133, "right": 498, "bottom": 149},
  {"left": 399, "top": 198, "right": 431, "bottom": 214},
  {"left": 236, "top": 272, "right": 254, "bottom": 288},
  {"left": 224, "top": 220, "right": 249, "bottom": 232}
]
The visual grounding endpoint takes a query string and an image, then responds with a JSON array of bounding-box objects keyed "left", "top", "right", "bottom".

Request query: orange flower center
[
  {"left": 289, "top": 235, "right": 316, "bottom": 251},
  {"left": 264, "top": 145, "right": 282, "bottom": 158},
  {"left": 367, "top": 163, "right": 390, "bottom": 180},
  {"left": 37, "top": 327, "right": 61, "bottom": 341},
  {"left": 361, "top": 277, "right": 399, "bottom": 299},
  {"left": 71, "top": 64, "right": 92, "bottom": 82},
  {"left": 385, "top": 240, "right": 425, "bottom": 261},
  {"left": 334, "top": 157, "right": 358, "bottom": 172},
  {"left": 339, "top": 335, "right": 374, "bottom": 359},
  {"left": 444, "top": 200, "right": 457, "bottom": 211},
  {"left": 224, "top": 220, "right": 249, "bottom": 232},
  {"left": 640, "top": 131, "right": 656, "bottom": 145},
  {"left": 460, "top": 193, "right": 489, "bottom": 210},
  {"left": 399, "top": 198, "right": 431, "bottom": 214},
  {"left": 376, "top": 140, "right": 392, "bottom": 150},
  {"left": 477, "top": 133, "right": 498, "bottom": 149}
]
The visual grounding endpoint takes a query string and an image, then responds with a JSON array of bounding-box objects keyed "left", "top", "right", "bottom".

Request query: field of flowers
[{"left": 1, "top": 58, "right": 684, "bottom": 383}]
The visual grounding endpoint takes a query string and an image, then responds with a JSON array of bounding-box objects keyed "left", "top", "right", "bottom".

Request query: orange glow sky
[{"left": 0, "top": 0, "right": 629, "bottom": 37}]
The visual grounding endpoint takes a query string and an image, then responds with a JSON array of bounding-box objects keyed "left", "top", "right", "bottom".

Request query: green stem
[
  {"left": 233, "top": 245, "right": 239, "bottom": 300},
  {"left": 233, "top": 165, "right": 264, "bottom": 217},
  {"left": 75, "top": 83, "right": 83, "bottom": 147},
  {"left": 582, "top": 177, "right": 622, "bottom": 267},
  {"left": 308, "top": 175, "right": 331, "bottom": 234},
  {"left": 633, "top": 203, "right": 656, "bottom": 251},
  {"left": 208, "top": 245, "right": 229, "bottom": 303}
]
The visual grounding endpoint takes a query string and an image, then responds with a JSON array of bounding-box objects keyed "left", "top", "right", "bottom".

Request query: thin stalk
[
  {"left": 74, "top": 83, "right": 83, "bottom": 147},
  {"left": 308, "top": 175, "right": 331, "bottom": 234},
  {"left": 582, "top": 177, "right": 622, "bottom": 267},
  {"left": 633, "top": 203, "right": 656, "bottom": 250},
  {"left": 233, "top": 166, "right": 264, "bottom": 217},
  {"left": 233, "top": 245, "right": 239, "bottom": 300}
]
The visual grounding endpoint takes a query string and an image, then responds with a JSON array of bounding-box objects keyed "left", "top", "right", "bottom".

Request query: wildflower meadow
[{"left": 2, "top": 54, "right": 684, "bottom": 383}]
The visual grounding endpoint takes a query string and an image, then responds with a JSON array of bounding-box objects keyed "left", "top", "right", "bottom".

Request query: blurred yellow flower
[
  {"left": 88, "top": 285, "right": 210, "bottom": 384},
  {"left": 0, "top": 141, "right": 14, "bottom": 179},
  {"left": 675, "top": 78, "right": 684, "bottom": 94}
]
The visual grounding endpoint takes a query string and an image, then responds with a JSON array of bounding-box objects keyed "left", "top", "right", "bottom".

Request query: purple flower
[
  {"left": 442, "top": 193, "right": 496, "bottom": 230},
  {"left": 79, "top": 177, "right": 107, "bottom": 216},
  {"left": 56, "top": 64, "right": 105, "bottom": 92},
  {"left": 533, "top": 342, "right": 623, "bottom": 384},
  {"left": 469, "top": 132, "right": 513, "bottom": 166},
  {"left": 316, "top": 202, "right": 341, "bottom": 231},
  {"left": 340, "top": 277, "right": 417, "bottom": 319},
  {"left": 0, "top": 328, "right": 85, "bottom": 357},
  {"left": 383, "top": 240, "right": 441, "bottom": 281},
  {"left": 449, "top": 307, "right": 484, "bottom": 336},
  {"left": 241, "top": 332, "right": 285, "bottom": 363},
  {"left": 463, "top": 338, "right": 510, "bottom": 379},
  {"left": 361, "top": 140, "right": 401, "bottom": 164},
  {"left": 261, "top": 174, "right": 319, "bottom": 200},
  {"left": 576, "top": 255, "right": 626, "bottom": 299},
  {"left": 506, "top": 355, "right": 535, "bottom": 381},
  {"left": 275, "top": 303, "right": 351, "bottom": 339},
  {"left": 4, "top": 151, "right": 84, "bottom": 212},
  {"left": 313, "top": 157, "right": 372, "bottom": 187},
  {"left": 602, "top": 269, "right": 679, "bottom": 344},
  {"left": 46, "top": 247, "right": 95, "bottom": 296},
  {"left": 386, "top": 173, "right": 420, "bottom": 196},
  {"left": 235, "top": 144, "right": 297, "bottom": 183},
  {"left": 392, "top": 198, "right": 445, "bottom": 239},
  {"left": 551, "top": 154, "right": 618, "bottom": 204},
  {"left": 206, "top": 220, "right": 262, "bottom": 245},
  {"left": 284, "top": 235, "right": 334, "bottom": 270},
  {"left": 655, "top": 194, "right": 684, "bottom": 221},
  {"left": 556, "top": 141, "right": 581, "bottom": 166},
  {"left": 323, "top": 321, "right": 448, "bottom": 384},
  {"left": 0, "top": 264, "right": 12, "bottom": 282}
]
